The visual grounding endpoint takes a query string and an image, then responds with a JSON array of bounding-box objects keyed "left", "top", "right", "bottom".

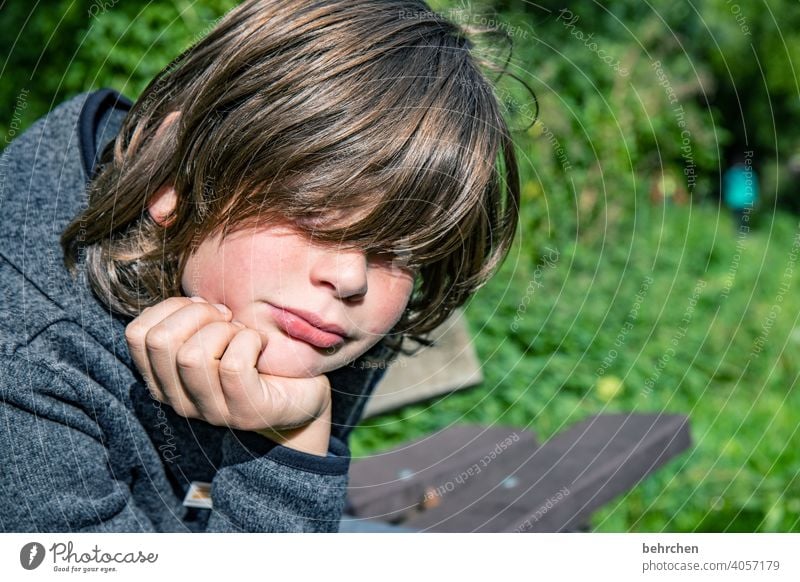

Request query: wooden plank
[
  {"left": 401, "top": 413, "right": 691, "bottom": 532},
  {"left": 346, "top": 425, "right": 537, "bottom": 521}
]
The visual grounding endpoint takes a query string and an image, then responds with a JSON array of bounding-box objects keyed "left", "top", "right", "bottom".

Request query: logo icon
[{"left": 20, "top": 542, "right": 46, "bottom": 570}]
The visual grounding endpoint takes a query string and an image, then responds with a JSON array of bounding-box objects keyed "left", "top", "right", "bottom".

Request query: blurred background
[{"left": 2, "top": 0, "right": 799, "bottom": 532}]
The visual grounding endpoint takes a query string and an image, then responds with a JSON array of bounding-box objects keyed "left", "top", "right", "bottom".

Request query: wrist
[{"left": 253, "top": 398, "right": 332, "bottom": 457}]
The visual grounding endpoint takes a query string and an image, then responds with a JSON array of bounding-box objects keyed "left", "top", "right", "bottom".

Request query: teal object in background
[{"left": 723, "top": 163, "right": 759, "bottom": 210}]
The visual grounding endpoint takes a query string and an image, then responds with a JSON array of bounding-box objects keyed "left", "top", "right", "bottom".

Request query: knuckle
[
  {"left": 167, "top": 296, "right": 193, "bottom": 308},
  {"left": 176, "top": 344, "right": 208, "bottom": 369},
  {"left": 124, "top": 321, "right": 146, "bottom": 344},
  {"left": 144, "top": 327, "right": 174, "bottom": 352},
  {"left": 193, "top": 302, "right": 226, "bottom": 317},
  {"left": 208, "top": 320, "right": 237, "bottom": 335},
  {"left": 172, "top": 402, "right": 198, "bottom": 419},
  {"left": 218, "top": 358, "right": 248, "bottom": 376}
]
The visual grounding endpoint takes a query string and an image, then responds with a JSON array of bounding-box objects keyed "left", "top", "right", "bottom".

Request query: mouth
[{"left": 267, "top": 303, "right": 348, "bottom": 349}]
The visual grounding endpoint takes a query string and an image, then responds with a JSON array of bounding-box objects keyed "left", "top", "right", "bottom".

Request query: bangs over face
[{"left": 62, "top": 0, "right": 522, "bottom": 354}]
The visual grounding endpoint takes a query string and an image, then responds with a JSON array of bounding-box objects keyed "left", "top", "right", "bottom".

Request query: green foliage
[{"left": 0, "top": 0, "right": 239, "bottom": 141}]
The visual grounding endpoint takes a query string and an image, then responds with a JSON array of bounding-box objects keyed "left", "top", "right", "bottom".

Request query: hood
[{"left": 0, "top": 88, "right": 134, "bottom": 368}]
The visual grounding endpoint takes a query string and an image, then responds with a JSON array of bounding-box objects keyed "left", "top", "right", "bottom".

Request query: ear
[
  {"left": 156, "top": 110, "right": 181, "bottom": 139},
  {"left": 148, "top": 183, "right": 178, "bottom": 227},
  {"left": 147, "top": 111, "right": 182, "bottom": 227}
]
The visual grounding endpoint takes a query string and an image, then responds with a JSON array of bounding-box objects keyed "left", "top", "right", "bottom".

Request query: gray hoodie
[{"left": 0, "top": 89, "right": 395, "bottom": 532}]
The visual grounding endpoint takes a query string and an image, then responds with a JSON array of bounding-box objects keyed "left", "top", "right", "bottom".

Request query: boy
[{"left": 0, "top": 0, "right": 521, "bottom": 532}]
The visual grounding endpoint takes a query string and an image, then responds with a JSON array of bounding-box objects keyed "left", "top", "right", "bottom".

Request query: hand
[{"left": 124, "top": 296, "right": 332, "bottom": 442}]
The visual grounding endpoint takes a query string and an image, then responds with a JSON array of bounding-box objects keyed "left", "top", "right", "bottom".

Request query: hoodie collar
[{"left": 78, "top": 88, "right": 133, "bottom": 181}]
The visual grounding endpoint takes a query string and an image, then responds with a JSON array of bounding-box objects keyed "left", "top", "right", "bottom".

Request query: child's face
[{"left": 180, "top": 220, "right": 415, "bottom": 378}]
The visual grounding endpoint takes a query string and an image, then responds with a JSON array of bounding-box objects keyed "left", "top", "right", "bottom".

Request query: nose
[{"left": 310, "top": 246, "right": 369, "bottom": 300}]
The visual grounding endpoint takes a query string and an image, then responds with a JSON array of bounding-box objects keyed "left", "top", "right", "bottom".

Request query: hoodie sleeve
[
  {"left": 0, "top": 353, "right": 349, "bottom": 532},
  {"left": 204, "top": 429, "right": 349, "bottom": 532},
  {"left": 0, "top": 353, "right": 168, "bottom": 532}
]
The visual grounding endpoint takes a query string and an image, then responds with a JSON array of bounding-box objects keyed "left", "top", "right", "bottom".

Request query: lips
[{"left": 268, "top": 304, "right": 347, "bottom": 349}]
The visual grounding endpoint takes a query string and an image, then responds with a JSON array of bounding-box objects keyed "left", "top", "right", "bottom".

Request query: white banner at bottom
[{"left": 1, "top": 533, "right": 798, "bottom": 581}]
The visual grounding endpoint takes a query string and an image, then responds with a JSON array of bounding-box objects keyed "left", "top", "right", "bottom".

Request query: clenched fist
[{"left": 124, "top": 296, "right": 332, "bottom": 455}]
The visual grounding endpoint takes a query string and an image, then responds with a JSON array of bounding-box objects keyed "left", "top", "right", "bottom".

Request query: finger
[
  {"left": 146, "top": 302, "right": 233, "bottom": 412},
  {"left": 217, "top": 327, "right": 271, "bottom": 430},
  {"left": 219, "top": 331, "right": 331, "bottom": 433},
  {"left": 125, "top": 296, "right": 199, "bottom": 399},
  {"left": 174, "top": 321, "right": 243, "bottom": 424}
]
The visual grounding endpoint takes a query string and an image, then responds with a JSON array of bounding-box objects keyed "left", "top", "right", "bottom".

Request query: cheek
[
  {"left": 181, "top": 245, "right": 251, "bottom": 304},
  {"left": 367, "top": 274, "right": 415, "bottom": 333},
  {"left": 180, "top": 252, "right": 218, "bottom": 297},
  {"left": 181, "top": 251, "right": 211, "bottom": 298}
]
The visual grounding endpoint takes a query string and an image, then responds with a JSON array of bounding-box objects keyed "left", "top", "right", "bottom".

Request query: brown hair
[{"left": 61, "top": 0, "right": 527, "bottom": 357}]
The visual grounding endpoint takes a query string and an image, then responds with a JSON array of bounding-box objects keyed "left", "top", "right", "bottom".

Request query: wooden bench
[{"left": 346, "top": 413, "right": 691, "bottom": 532}]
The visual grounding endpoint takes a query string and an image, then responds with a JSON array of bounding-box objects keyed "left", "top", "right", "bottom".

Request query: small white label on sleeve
[{"left": 183, "top": 481, "right": 213, "bottom": 509}]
